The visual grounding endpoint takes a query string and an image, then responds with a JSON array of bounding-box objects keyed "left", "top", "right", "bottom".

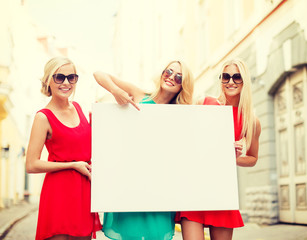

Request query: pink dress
[
  {"left": 175, "top": 96, "right": 244, "bottom": 228},
  {"left": 35, "top": 101, "right": 101, "bottom": 240}
]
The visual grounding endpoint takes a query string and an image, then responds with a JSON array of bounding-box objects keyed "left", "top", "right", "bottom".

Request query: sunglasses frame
[
  {"left": 52, "top": 73, "right": 79, "bottom": 84},
  {"left": 163, "top": 68, "right": 183, "bottom": 85},
  {"left": 220, "top": 73, "right": 243, "bottom": 84}
]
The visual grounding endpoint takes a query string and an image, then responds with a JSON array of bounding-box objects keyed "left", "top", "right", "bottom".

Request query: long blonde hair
[
  {"left": 218, "top": 59, "right": 256, "bottom": 150},
  {"left": 150, "top": 60, "right": 194, "bottom": 104},
  {"left": 41, "top": 57, "right": 77, "bottom": 97}
]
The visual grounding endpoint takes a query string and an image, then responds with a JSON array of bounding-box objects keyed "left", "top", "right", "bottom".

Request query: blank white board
[{"left": 91, "top": 103, "right": 239, "bottom": 212}]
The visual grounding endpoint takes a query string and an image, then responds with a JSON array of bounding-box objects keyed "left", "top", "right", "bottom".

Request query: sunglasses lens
[
  {"left": 67, "top": 74, "right": 78, "bottom": 83},
  {"left": 54, "top": 74, "right": 65, "bottom": 83},
  {"left": 233, "top": 74, "right": 241, "bottom": 80},
  {"left": 222, "top": 73, "right": 230, "bottom": 82},
  {"left": 233, "top": 74, "right": 242, "bottom": 84},
  {"left": 175, "top": 75, "right": 182, "bottom": 84},
  {"left": 164, "top": 69, "right": 172, "bottom": 77}
]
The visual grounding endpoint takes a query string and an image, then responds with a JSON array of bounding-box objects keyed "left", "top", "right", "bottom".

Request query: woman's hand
[
  {"left": 93, "top": 71, "right": 141, "bottom": 111},
  {"left": 73, "top": 161, "right": 92, "bottom": 181},
  {"left": 113, "top": 88, "right": 140, "bottom": 111},
  {"left": 234, "top": 141, "right": 243, "bottom": 158}
]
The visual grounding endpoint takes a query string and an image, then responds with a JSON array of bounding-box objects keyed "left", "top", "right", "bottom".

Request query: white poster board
[{"left": 91, "top": 103, "right": 239, "bottom": 212}]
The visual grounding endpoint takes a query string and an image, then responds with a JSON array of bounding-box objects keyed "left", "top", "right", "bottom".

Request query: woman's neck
[
  {"left": 154, "top": 91, "right": 177, "bottom": 104},
  {"left": 219, "top": 95, "right": 240, "bottom": 107},
  {"left": 48, "top": 97, "right": 71, "bottom": 110}
]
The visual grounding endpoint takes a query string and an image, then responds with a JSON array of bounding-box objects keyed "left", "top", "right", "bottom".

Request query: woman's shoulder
[
  {"left": 71, "top": 101, "right": 81, "bottom": 109},
  {"left": 35, "top": 111, "right": 49, "bottom": 120},
  {"left": 36, "top": 107, "right": 52, "bottom": 118},
  {"left": 32, "top": 111, "right": 51, "bottom": 130}
]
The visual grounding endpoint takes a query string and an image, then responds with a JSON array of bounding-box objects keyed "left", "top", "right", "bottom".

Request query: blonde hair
[
  {"left": 41, "top": 57, "right": 76, "bottom": 97},
  {"left": 150, "top": 60, "right": 194, "bottom": 104},
  {"left": 218, "top": 59, "right": 256, "bottom": 150}
]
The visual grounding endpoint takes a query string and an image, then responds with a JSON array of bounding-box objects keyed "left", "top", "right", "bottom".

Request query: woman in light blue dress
[{"left": 93, "top": 60, "right": 194, "bottom": 240}]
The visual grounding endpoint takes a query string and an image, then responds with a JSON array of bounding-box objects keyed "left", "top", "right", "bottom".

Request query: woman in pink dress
[
  {"left": 26, "top": 57, "right": 101, "bottom": 240},
  {"left": 176, "top": 59, "right": 261, "bottom": 240}
]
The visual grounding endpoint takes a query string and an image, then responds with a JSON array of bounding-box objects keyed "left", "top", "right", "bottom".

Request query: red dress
[
  {"left": 175, "top": 96, "right": 244, "bottom": 228},
  {"left": 35, "top": 101, "right": 101, "bottom": 240}
]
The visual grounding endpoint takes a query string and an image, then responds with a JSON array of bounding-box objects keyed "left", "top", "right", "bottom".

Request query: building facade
[
  {"left": 111, "top": 0, "right": 307, "bottom": 224},
  {"left": 0, "top": 0, "right": 55, "bottom": 208},
  {"left": 0, "top": 0, "right": 110, "bottom": 209},
  {"left": 0, "top": 0, "right": 76, "bottom": 207}
]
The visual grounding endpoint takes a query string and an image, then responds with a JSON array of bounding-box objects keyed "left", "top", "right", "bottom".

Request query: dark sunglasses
[
  {"left": 220, "top": 73, "right": 243, "bottom": 84},
  {"left": 52, "top": 73, "right": 79, "bottom": 84},
  {"left": 162, "top": 68, "right": 182, "bottom": 84}
]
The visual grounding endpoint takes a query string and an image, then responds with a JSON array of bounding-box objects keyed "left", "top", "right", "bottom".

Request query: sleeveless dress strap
[
  {"left": 72, "top": 101, "right": 89, "bottom": 124},
  {"left": 37, "top": 108, "right": 58, "bottom": 129},
  {"left": 37, "top": 102, "right": 87, "bottom": 127}
]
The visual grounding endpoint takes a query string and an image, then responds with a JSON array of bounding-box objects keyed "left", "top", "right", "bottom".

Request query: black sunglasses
[
  {"left": 52, "top": 73, "right": 79, "bottom": 84},
  {"left": 162, "top": 68, "right": 182, "bottom": 84},
  {"left": 220, "top": 73, "right": 243, "bottom": 84}
]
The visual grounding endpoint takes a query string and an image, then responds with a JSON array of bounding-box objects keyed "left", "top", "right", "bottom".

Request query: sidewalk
[
  {"left": 0, "top": 200, "right": 38, "bottom": 239},
  {"left": 1, "top": 201, "right": 307, "bottom": 240},
  {"left": 233, "top": 222, "right": 307, "bottom": 240}
]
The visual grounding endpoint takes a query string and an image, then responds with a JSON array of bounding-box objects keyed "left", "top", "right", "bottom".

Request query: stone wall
[{"left": 245, "top": 186, "right": 279, "bottom": 224}]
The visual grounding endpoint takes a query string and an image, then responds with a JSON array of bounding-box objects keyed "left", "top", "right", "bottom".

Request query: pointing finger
[{"left": 128, "top": 99, "right": 140, "bottom": 111}]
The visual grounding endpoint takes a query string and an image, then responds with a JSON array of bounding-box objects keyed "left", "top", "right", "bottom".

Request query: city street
[
  {"left": 3, "top": 210, "right": 37, "bottom": 240},
  {"left": 1, "top": 209, "right": 182, "bottom": 240},
  {"left": 2, "top": 211, "right": 183, "bottom": 240},
  {"left": 2, "top": 203, "right": 307, "bottom": 240}
]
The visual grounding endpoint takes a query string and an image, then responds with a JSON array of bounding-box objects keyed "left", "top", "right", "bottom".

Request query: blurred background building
[
  {"left": 0, "top": 0, "right": 48, "bottom": 208},
  {"left": 1, "top": 0, "right": 307, "bottom": 226}
]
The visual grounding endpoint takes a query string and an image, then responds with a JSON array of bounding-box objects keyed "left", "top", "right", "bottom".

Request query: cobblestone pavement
[
  {"left": 3, "top": 209, "right": 37, "bottom": 240},
  {"left": 233, "top": 222, "right": 307, "bottom": 240}
]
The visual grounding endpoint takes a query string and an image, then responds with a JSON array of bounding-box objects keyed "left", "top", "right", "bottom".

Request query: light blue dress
[{"left": 102, "top": 96, "right": 175, "bottom": 240}]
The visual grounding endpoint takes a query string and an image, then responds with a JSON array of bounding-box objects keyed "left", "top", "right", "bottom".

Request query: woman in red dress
[
  {"left": 175, "top": 59, "right": 261, "bottom": 240},
  {"left": 26, "top": 57, "right": 101, "bottom": 240}
]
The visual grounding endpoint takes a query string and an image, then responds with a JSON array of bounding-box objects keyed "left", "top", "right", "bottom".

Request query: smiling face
[
  {"left": 221, "top": 64, "right": 243, "bottom": 104},
  {"left": 160, "top": 62, "right": 182, "bottom": 94},
  {"left": 49, "top": 63, "right": 76, "bottom": 99}
]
